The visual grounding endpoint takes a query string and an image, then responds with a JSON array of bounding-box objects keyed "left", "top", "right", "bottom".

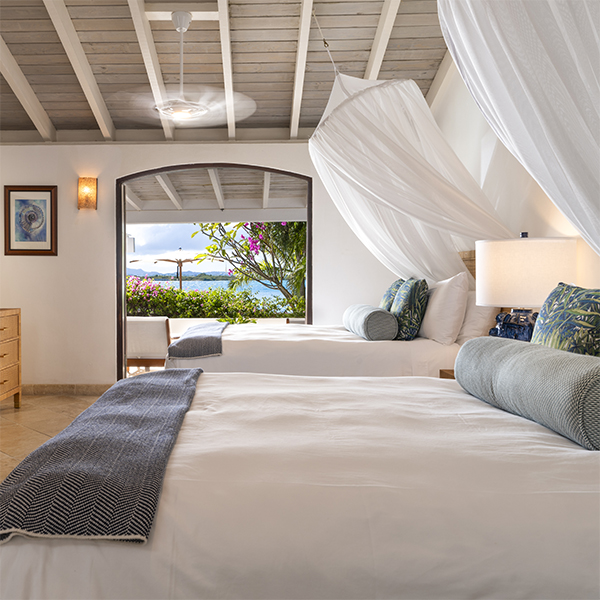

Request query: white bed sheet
[
  {"left": 165, "top": 322, "right": 460, "bottom": 376},
  {"left": 1, "top": 373, "right": 598, "bottom": 599}
]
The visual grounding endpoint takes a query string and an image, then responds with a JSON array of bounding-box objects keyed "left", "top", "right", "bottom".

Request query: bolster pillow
[
  {"left": 455, "top": 337, "right": 600, "bottom": 450},
  {"left": 342, "top": 304, "right": 398, "bottom": 341}
]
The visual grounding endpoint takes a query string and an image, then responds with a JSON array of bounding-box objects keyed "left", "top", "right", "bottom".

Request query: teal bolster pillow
[
  {"left": 531, "top": 283, "right": 600, "bottom": 356},
  {"left": 342, "top": 304, "right": 398, "bottom": 341},
  {"left": 379, "top": 279, "right": 405, "bottom": 311},
  {"left": 455, "top": 337, "right": 600, "bottom": 450},
  {"left": 390, "top": 278, "right": 429, "bottom": 340}
]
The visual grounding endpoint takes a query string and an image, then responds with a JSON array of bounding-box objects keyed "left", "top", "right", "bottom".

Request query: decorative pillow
[
  {"left": 456, "top": 291, "right": 498, "bottom": 345},
  {"left": 418, "top": 271, "right": 469, "bottom": 345},
  {"left": 455, "top": 337, "right": 600, "bottom": 450},
  {"left": 531, "top": 283, "right": 600, "bottom": 356},
  {"left": 342, "top": 304, "right": 398, "bottom": 341},
  {"left": 389, "top": 278, "right": 429, "bottom": 341},
  {"left": 379, "top": 279, "right": 405, "bottom": 311}
]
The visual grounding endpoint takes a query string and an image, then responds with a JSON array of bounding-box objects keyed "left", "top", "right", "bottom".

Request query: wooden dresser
[{"left": 0, "top": 308, "right": 21, "bottom": 408}]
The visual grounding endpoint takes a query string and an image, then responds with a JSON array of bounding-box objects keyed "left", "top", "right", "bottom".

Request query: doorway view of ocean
[{"left": 154, "top": 279, "right": 284, "bottom": 298}]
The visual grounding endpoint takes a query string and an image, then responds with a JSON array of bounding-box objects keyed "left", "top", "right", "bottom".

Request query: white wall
[
  {"left": 0, "top": 141, "right": 395, "bottom": 386},
  {"left": 428, "top": 56, "right": 600, "bottom": 288}
]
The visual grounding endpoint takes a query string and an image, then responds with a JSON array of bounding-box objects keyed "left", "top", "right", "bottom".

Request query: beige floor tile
[
  {"left": 1, "top": 406, "right": 75, "bottom": 437},
  {"left": 0, "top": 419, "right": 50, "bottom": 460}
]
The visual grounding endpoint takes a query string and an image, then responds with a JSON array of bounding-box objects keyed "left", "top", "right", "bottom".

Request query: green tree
[{"left": 192, "top": 221, "right": 306, "bottom": 300}]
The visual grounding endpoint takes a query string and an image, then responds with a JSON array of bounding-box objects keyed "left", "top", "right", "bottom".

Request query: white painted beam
[
  {"left": 145, "top": 3, "right": 218, "bottom": 21},
  {"left": 43, "top": 0, "right": 115, "bottom": 140},
  {"left": 364, "top": 0, "right": 401, "bottom": 80},
  {"left": 156, "top": 174, "right": 183, "bottom": 209},
  {"left": 262, "top": 171, "right": 271, "bottom": 209},
  {"left": 125, "top": 189, "right": 145, "bottom": 211},
  {"left": 217, "top": 0, "right": 236, "bottom": 139},
  {"left": 127, "top": 208, "right": 307, "bottom": 225},
  {"left": 207, "top": 168, "right": 226, "bottom": 210},
  {"left": 0, "top": 36, "right": 56, "bottom": 142},
  {"left": 128, "top": 0, "right": 174, "bottom": 140},
  {"left": 289, "top": 0, "right": 313, "bottom": 139}
]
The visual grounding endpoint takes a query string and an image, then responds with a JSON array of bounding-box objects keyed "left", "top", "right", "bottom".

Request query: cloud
[{"left": 126, "top": 223, "right": 228, "bottom": 273}]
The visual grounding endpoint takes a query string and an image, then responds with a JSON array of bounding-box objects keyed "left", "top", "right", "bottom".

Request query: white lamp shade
[{"left": 476, "top": 238, "right": 577, "bottom": 308}]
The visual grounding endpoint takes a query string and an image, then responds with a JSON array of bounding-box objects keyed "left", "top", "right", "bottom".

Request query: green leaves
[
  {"left": 126, "top": 277, "right": 305, "bottom": 319},
  {"left": 191, "top": 221, "right": 307, "bottom": 301}
]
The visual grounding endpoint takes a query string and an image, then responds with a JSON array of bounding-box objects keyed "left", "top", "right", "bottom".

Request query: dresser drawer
[
  {"left": 0, "top": 339, "right": 19, "bottom": 369},
  {"left": 0, "top": 315, "right": 19, "bottom": 342},
  {"left": 0, "top": 364, "right": 20, "bottom": 395}
]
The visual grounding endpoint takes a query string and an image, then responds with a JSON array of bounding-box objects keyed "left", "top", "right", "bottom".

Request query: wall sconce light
[{"left": 78, "top": 177, "right": 97, "bottom": 210}]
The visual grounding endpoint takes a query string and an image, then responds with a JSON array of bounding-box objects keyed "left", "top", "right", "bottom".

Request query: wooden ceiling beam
[
  {"left": 217, "top": 0, "right": 236, "bottom": 139},
  {"left": 127, "top": 0, "right": 174, "bottom": 140},
  {"left": 0, "top": 36, "right": 56, "bottom": 142},
  {"left": 125, "top": 189, "right": 145, "bottom": 211},
  {"left": 208, "top": 168, "right": 226, "bottom": 210},
  {"left": 364, "top": 0, "right": 401, "bottom": 81},
  {"left": 156, "top": 174, "right": 184, "bottom": 209},
  {"left": 289, "top": 0, "right": 313, "bottom": 139},
  {"left": 262, "top": 171, "right": 271, "bottom": 209},
  {"left": 42, "top": 0, "right": 115, "bottom": 141}
]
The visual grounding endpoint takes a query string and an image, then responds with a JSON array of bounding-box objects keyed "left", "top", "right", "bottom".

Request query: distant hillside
[{"left": 127, "top": 268, "right": 230, "bottom": 280}]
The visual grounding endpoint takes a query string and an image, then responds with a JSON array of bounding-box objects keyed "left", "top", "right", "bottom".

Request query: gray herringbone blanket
[
  {"left": 167, "top": 321, "right": 229, "bottom": 358},
  {"left": 0, "top": 368, "right": 202, "bottom": 545}
]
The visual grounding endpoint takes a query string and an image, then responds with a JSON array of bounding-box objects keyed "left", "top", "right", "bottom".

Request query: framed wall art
[{"left": 4, "top": 185, "right": 57, "bottom": 256}]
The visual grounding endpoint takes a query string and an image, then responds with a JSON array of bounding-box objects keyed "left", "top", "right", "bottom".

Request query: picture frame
[{"left": 4, "top": 185, "right": 57, "bottom": 256}]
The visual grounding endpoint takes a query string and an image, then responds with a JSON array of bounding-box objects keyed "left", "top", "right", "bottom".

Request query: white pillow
[
  {"left": 456, "top": 291, "right": 499, "bottom": 344},
  {"left": 418, "top": 272, "right": 469, "bottom": 345}
]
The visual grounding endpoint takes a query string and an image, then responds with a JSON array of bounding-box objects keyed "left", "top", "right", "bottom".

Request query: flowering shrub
[{"left": 126, "top": 276, "right": 304, "bottom": 319}]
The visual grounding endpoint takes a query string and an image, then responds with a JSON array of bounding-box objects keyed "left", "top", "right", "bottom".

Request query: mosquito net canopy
[
  {"left": 309, "top": 74, "right": 512, "bottom": 283},
  {"left": 439, "top": 0, "right": 600, "bottom": 256}
]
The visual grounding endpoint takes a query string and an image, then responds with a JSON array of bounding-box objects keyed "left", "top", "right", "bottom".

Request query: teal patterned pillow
[
  {"left": 390, "top": 278, "right": 429, "bottom": 340},
  {"left": 379, "top": 279, "right": 405, "bottom": 311},
  {"left": 531, "top": 283, "right": 600, "bottom": 356}
]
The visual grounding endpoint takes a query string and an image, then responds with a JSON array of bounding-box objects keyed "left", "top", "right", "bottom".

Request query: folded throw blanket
[
  {"left": 168, "top": 322, "right": 229, "bottom": 358},
  {"left": 0, "top": 368, "right": 202, "bottom": 545}
]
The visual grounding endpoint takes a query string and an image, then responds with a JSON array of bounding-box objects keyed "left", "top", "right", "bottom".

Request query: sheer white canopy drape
[
  {"left": 309, "top": 74, "right": 512, "bottom": 283},
  {"left": 438, "top": 0, "right": 600, "bottom": 256}
]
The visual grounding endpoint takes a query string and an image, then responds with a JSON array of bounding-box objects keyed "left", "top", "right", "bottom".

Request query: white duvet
[
  {"left": 1, "top": 373, "right": 598, "bottom": 599},
  {"left": 165, "top": 322, "right": 460, "bottom": 377}
]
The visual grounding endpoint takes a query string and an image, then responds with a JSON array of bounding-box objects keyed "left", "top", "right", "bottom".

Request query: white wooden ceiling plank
[
  {"left": 127, "top": 0, "right": 174, "bottom": 140},
  {"left": 207, "top": 168, "right": 226, "bottom": 210},
  {"left": 262, "top": 171, "right": 271, "bottom": 209},
  {"left": 156, "top": 174, "right": 183, "bottom": 209},
  {"left": 125, "top": 189, "right": 145, "bottom": 211},
  {"left": 364, "top": 0, "right": 402, "bottom": 80},
  {"left": 0, "top": 36, "right": 56, "bottom": 142},
  {"left": 217, "top": 0, "right": 235, "bottom": 139},
  {"left": 289, "top": 0, "right": 313, "bottom": 139},
  {"left": 145, "top": 2, "right": 219, "bottom": 21},
  {"left": 42, "top": 0, "right": 115, "bottom": 140}
]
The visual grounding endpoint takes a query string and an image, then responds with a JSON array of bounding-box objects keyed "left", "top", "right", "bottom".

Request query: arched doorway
[{"left": 116, "top": 163, "right": 312, "bottom": 380}]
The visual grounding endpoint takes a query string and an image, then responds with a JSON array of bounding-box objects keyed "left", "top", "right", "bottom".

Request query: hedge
[{"left": 126, "top": 276, "right": 305, "bottom": 319}]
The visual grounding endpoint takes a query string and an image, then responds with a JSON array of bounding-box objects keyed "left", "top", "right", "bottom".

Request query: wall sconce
[{"left": 78, "top": 177, "right": 97, "bottom": 210}]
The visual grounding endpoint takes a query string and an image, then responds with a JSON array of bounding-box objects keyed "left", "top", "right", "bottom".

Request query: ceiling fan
[{"left": 152, "top": 11, "right": 256, "bottom": 127}]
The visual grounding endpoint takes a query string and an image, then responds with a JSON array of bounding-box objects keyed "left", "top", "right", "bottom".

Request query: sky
[{"left": 126, "top": 223, "right": 231, "bottom": 274}]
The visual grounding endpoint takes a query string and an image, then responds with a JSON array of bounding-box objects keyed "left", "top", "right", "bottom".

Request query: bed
[
  {"left": 164, "top": 321, "right": 466, "bottom": 376},
  {"left": 164, "top": 272, "right": 496, "bottom": 377},
  {"left": 1, "top": 338, "right": 599, "bottom": 600}
]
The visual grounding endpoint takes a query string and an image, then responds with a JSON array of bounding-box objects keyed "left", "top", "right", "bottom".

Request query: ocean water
[{"left": 153, "top": 279, "right": 284, "bottom": 298}]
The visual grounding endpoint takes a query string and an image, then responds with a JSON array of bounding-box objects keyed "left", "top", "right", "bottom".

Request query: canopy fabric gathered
[
  {"left": 309, "top": 74, "right": 512, "bottom": 283},
  {"left": 438, "top": 0, "right": 600, "bottom": 256}
]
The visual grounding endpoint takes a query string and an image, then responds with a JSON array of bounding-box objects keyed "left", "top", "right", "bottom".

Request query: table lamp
[{"left": 475, "top": 233, "right": 577, "bottom": 340}]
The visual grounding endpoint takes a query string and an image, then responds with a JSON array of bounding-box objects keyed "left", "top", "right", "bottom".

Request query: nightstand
[{"left": 439, "top": 369, "right": 455, "bottom": 380}]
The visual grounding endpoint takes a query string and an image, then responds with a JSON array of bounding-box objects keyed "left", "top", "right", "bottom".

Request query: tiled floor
[{"left": 0, "top": 394, "right": 99, "bottom": 481}]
